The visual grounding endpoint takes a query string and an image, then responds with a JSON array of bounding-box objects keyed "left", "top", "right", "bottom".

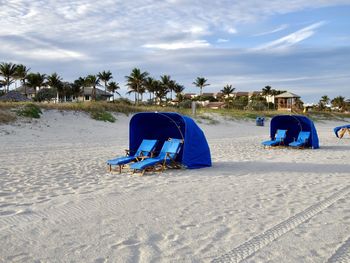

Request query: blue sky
[{"left": 1, "top": 0, "right": 350, "bottom": 102}]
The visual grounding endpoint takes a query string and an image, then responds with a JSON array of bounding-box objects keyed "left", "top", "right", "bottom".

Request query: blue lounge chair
[
  {"left": 262, "top": 129, "right": 287, "bottom": 147},
  {"left": 107, "top": 139, "right": 157, "bottom": 173},
  {"left": 130, "top": 138, "right": 183, "bottom": 176},
  {"left": 334, "top": 124, "right": 350, "bottom": 138},
  {"left": 289, "top": 131, "right": 310, "bottom": 148}
]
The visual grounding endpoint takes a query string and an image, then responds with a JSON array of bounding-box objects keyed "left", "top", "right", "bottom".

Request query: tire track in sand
[
  {"left": 212, "top": 185, "right": 350, "bottom": 263},
  {"left": 327, "top": 236, "right": 350, "bottom": 263}
]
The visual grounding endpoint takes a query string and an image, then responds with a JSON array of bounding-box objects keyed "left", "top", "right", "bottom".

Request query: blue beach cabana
[
  {"left": 129, "top": 112, "right": 212, "bottom": 169},
  {"left": 269, "top": 115, "right": 319, "bottom": 149}
]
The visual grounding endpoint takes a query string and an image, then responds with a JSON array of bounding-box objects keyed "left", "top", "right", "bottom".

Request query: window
[{"left": 85, "top": 95, "right": 90, "bottom": 101}]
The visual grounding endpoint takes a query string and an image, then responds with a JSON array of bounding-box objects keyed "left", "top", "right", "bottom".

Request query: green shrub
[
  {"left": 16, "top": 103, "right": 42, "bottom": 118},
  {"left": 34, "top": 88, "right": 57, "bottom": 102},
  {"left": 90, "top": 110, "right": 116, "bottom": 122}
]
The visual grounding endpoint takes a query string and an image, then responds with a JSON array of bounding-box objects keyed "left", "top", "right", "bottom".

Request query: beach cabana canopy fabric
[
  {"left": 270, "top": 115, "right": 319, "bottom": 149},
  {"left": 129, "top": 112, "right": 211, "bottom": 168}
]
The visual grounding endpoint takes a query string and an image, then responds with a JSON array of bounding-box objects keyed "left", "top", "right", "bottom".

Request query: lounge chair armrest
[
  {"left": 165, "top": 152, "right": 175, "bottom": 161},
  {"left": 137, "top": 155, "right": 149, "bottom": 161}
]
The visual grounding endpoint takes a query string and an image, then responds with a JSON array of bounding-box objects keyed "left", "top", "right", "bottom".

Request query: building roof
[
  {"left": 234, "top": 92, "right": 249, "bottom": 96},
  {"left": 15, "top": 85, "right": 36, "bottom": 95},
  {"left": 83, "top": 87, "right": 113, "bottom": 97},
  {"left": 275, "top": 92, "right": 300, "bottom": 98},
  {"left": 249, "top": 91, "right": 262, "bottom": 96},
  {"left": 206, "top": 102, "right": 226, "bottom": 108},
  {"left": 0, "top": 91, "right": 31, "bottom": 102}
]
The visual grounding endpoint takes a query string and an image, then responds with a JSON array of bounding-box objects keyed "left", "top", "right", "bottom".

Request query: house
[
  {"left": 234, "top": 92, "right": 249, "bottom": 98},
  {"left": 75, "top": 87, "right": 113, "bottom": 102},
  {"left": 205, "top": 102, "right": 226, "bottom": 109},
  {"left": 275, "top": 92, "right": 301, "bottom": 111},
  {"left": 202, "top": 92, "right": 215, "bottom": 97},
  {"left": 248, "top": 91, "right": 262, "bottom": 97},
  {"left": 14, "top": 85, "right": 36, "bottom": 99},
  {"left": 184, "top": 93, "right": 198, "bottom": 99},
  {"left": 15, "top": 85, "right": 113, "bottom": 102}
]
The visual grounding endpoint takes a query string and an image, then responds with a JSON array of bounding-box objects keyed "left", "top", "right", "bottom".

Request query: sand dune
[{"left": 0, "top": 110, "right": 349, "bottom": 262}]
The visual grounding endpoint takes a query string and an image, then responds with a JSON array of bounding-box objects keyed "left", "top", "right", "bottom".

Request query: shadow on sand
[{"left": 209, "top": 161, "right": 350, "bottom": 175}]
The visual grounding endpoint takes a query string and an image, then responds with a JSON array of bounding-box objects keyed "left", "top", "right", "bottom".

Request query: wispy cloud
[
  {"left": 254, "top": 24, "right": 289, "bottom": 36},
  {"left": 217, "top": 38, "right": 229, "bottom": 43},
  {"left": 142, "top": 40, "right": 210, "bottom": 50},
  {"left": 255, "top": 21, "right": 327, "bottom": 51}
]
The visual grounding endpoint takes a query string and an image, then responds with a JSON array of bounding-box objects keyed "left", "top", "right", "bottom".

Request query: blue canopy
[
  {"left": 334, "top": 124, "right": 350, "bottom": 138},
  {"left": 129, "top": 112, "right": 212, "bottom": 169},
  {"left": 270, "top": 115, "right": 319, "bottom": 149}
]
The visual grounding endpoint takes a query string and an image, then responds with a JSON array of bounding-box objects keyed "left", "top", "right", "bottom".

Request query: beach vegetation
[
  {"left": 16, "top": 103, "right": 42, "bottom": 118},
  {"left": 0, "top": 109, "right": 16, "bottom": 124},
  {"left": 34, "top": 88, "right": 57, "bottom": 102},
  {"left": 90, "top": 110, "right": 116, "bottom": 123}
]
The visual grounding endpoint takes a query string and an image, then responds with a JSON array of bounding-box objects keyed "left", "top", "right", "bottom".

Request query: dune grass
[
  {"left": 90, "top": 110, "right": 116, "bottom": 122},
  {"left": 0, "top": 110, "right": 17, "bottom": 124},
  {"left": 0, "top": 101, "right": 349, "bottom": 124},
  {"left": 15, "top": 103, "right": 42, "bottom": 119}
]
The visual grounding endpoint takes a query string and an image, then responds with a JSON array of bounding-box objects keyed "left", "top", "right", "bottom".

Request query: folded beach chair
[
  {"left": 130, "top": 138, "right": 183, "bottom": 176},
  {"left": 334, "top": 124, "right": 350, "bottom": 138},
  {"left": 107, "top": 139, "right": 157, "bottom": 173},
  {"left": 262, "top": 129, "right": 287, "bottom": 147},
  {"left": 289, "top": 131, "right": 310, "bottom": 148}
]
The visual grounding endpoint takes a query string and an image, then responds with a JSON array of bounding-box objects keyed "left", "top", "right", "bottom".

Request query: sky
[{"left": 1, "top": 0, "right": 350, "bottom": 103}]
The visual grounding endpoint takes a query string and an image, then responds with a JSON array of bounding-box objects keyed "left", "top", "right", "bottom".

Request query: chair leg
[
  {"left": 109, "top": 164, "right": 112, "bottom": 172},
  {"left": 119, "top": 165, "right": 122, "bottom": 173}
]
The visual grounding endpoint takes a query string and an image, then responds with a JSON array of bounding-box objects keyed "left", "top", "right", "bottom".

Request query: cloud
[
  {"left": 217, "top": 38, "right": 229, "bottom": 43},
  {"left": 0, "top": 1, "right": 349, "bottom": 101},
  {"left": 0, "top": 34, "right": 87, "bottom": 61},
  {"left": 255, "top": 21, "right": 327, "bottom": 51},
  {"left": 142, "top": 40, "right": 210, "bottom": 50},
  {"left": 254, "top": 24, "right": 289, "bottom": 36}
]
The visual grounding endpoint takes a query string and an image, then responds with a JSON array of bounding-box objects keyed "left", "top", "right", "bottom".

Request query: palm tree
[
  {"left": 15, "top": 64, "right": 30, "bottom": 97},
  {"left": 85, "top": 75, "right": 100, "bottom": 101},
  {"left": 74, "top": 77, "right": 86, "bottom": 101},
  {"left": 193, "top": 77, "right": 209, "bottom": 96},
  {"left": 160, "top": 75, "right": 172, "bottom": 102},
  {"left": 262, "top": 85, "right": 272, "bottom": 96},
  {"left": 26, "top": 72, "right": 46, "bottom": 96},
  {"left": 331, "top": 96, "right": 346, "bottom": 110},
  {"left": 47, "top": 73, "right": 63, "bottom": 102},
  {"left": 154, "top": 80, "right": 168, "bottom": 103},
  {"left": 72, "top": 78, "right": 84, "bottom": 101},
  {"left": 144, "top": 77, "right": 157, "bottom": 103},
  {"left": 125, "top": 68, "right": 149, "bottom": 104},
  {"left": 173, "top": 83, "right": 185, "bottom": 102},
  {"left": 107, "top": 81, "right": 120, "bottom": 101},
  {"left": 98, "top": 70, "right": 113, "bottom": 92},
  {"left": 0, "top": 62, "right": 17, "bottom": 93},
  {"left": 220, "top": 84, "right": 235, "bottom": 99},
  {"left": 320, "top": 95, "right": 330, "bottom": 105}
]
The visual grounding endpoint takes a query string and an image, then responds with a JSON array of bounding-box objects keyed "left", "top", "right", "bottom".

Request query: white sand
[{"left": 0, "top": 110, "right": 349, "bottom": 263}]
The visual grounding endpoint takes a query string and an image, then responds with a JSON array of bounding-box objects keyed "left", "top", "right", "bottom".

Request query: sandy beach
[{"left": 0, "top": 110, "right": 350, "bottom": 262}]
